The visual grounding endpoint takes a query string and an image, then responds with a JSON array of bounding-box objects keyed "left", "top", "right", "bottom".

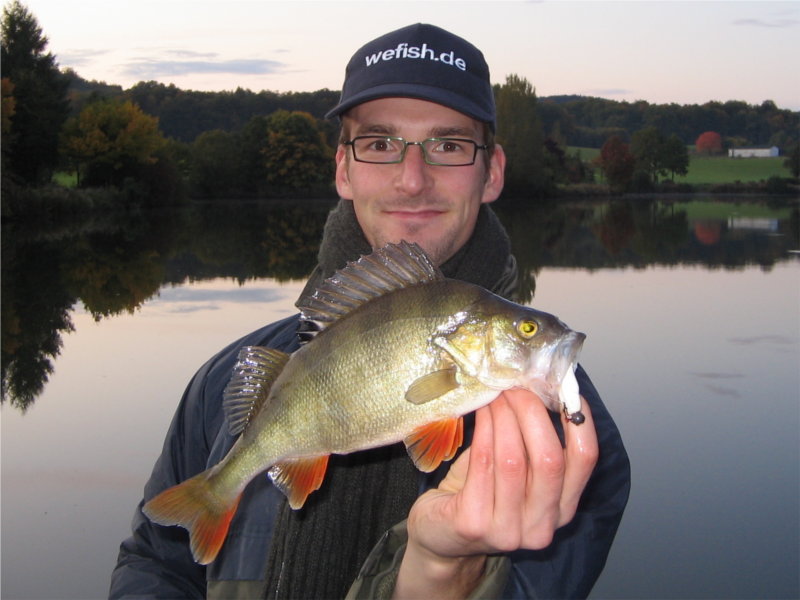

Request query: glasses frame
[{"left": 342, "top": 135, "right": 488, "bottom": 167}]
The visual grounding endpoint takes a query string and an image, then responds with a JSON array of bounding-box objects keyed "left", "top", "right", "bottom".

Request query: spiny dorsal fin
[
  {"left": 296, "top": 241, "right": 442, "bottom": 338},
  {"left": 222, "top": 346, "right": 290, "bottom": 436}
]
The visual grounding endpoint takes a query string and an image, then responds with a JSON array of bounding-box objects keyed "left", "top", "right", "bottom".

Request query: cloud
[
  {"left": 162, "top": 49, "right": 220, "bottom": 59},
  {"left": 122, "top": 56, "right": 287, "bottom": 79},
  {"left": 732, "top": 17, "right": 800, "bottom": 28},
  {"left": 728, "top": 334, "right": 797, "bottom": 346},
  {"left": 56, "top": 48, "right": 111, "bottom": 68}
]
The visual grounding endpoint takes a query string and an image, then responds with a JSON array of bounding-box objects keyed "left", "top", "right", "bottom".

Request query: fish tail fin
[{"left": 143, "top": 471, "right": 241, "bottom": 565}]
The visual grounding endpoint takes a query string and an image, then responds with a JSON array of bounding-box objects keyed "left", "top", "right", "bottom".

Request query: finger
[
  {"left": 558, "top": 398, "right": 599, "bottom": 525},
  {"left": 504, "top": 389, "right": 566, "bottom": 544},
  {"left": 485, "top": 394, "right": 528, "bottom": 544},
  {"left": 457, "top": 403, "right": 496, "bottom": 529}
]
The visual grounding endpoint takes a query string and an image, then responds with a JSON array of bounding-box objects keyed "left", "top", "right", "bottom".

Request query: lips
[{"left": 384, "top": 209, "right": 446, "bottom": 220}]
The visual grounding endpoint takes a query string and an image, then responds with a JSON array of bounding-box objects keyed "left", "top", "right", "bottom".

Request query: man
[{"left": 110, "top": 23, "right": 630, "bottom": 599}]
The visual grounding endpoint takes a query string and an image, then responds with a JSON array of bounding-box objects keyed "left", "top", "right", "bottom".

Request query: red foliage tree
[
  {"left": 596, "top": 135, "right": 636, "bottom": 192},
  {"left": 695, "top": 131, "right": 723, "bottom": 155}
]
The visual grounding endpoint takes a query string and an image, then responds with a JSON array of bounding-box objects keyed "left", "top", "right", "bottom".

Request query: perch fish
[{"left": 143, "top": 241, "right": 586, "bottom": 564}]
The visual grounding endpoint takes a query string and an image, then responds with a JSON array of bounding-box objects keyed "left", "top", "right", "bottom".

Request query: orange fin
[
  {"left": 142, "top": 471, "right": 241, "bottom": 565},
  {"left": 268, "top": 455, "right": 330, "bottom": 509},
  {"left": 403, "top": 417, "right": 464, "bottom": 472}
]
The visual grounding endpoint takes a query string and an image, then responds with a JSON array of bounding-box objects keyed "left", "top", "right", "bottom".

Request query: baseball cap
[{"left": 325, "top": 23, "right": 496, "bottom": 131}]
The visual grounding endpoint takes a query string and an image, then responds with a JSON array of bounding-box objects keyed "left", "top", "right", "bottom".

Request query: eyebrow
[
  {"left": 429, "top": 125, "right": 478, "bottom": 138},
  {"left": 353, "top": 123, "right": 479, "bottom": 139}
]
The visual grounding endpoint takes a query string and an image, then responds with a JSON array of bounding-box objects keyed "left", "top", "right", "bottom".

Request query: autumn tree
[
  {"left": 495, "top": 74, "right": 551, "bottom": 197},
  {"left": 695, "top": 131, "right": 723, "bottom": 155},
  {"left": 1, "top": 0, "right": 70, "bottom": 184},
  {"left": 60, "top": 98, "right": 166, "bottom": 187},
  {"left": 187, "top": 111, "right": 334, "bottom": 198},
  {"left": 261, "top": 110, "right": 334, "bottom": 193},
  {"left": 595, "top": 135, "right": 636, "bottom": 192}
]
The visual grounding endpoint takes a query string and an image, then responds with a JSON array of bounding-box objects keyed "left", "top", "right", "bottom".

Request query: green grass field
[
  {"left": 567, "top": 147, "right": 791, "bottom": 184},
  {"left": 675, "top": 155, "right": 788, "bottom": 184}
]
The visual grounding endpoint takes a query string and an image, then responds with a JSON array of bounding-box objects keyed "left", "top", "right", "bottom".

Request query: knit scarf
[{"left": 263, "top": 199, "right": 519, "bottom": 599}]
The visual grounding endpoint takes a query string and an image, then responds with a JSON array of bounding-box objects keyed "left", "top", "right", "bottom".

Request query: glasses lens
[
  {"left": 352, "top": 137, "right": 404, "bottom": 163},
  {"left": 422, "top": 138, "right": 477, "bottom": 166}
]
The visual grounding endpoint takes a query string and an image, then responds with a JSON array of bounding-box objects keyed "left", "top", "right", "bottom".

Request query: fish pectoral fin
[
  {"left": 268, "top": 455, "right": 330, "bottom": 509},
  {"left": 405, "top": 367, "right": 459, "bottom": 405},
  {"left": 403, "top": 417, "right": 464, "bottom": 472}
]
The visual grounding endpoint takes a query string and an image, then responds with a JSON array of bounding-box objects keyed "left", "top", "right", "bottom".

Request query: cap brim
[{"left": 325, "top": 83, "right": 495, "bottom": 130}]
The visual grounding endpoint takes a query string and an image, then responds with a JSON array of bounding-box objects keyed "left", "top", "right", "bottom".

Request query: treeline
[
  {"left": 2, "top": 0, "right": 798, "bottom": 215},
  {"left": 67, "top": 74, "right": 798, "bottom": 151},
  {"left": 67, "top": 75, "right": 341, "bottom": 145},
  {"left": 537, "top": 96, "right": 798, "bottom": 150}
]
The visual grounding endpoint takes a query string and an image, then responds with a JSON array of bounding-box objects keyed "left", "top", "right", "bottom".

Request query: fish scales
[{"left": 250, "top": 280, "right": 487, "bottom": 459}]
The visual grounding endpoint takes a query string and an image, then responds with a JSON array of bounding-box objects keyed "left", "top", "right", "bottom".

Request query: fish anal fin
[
  {"left": 404, "top": 417, "right": 465, "bottom": 472},
  {"left": 142, "top": 471, "right": 241, "bottom": 565},
  {"left": 405, "top": 367, "right": 459, "bottom": 405},
  {"left": 268, "top": 455, "right": 330, "bottom": 509}
]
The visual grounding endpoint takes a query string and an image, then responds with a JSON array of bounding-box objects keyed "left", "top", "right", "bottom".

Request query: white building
[{"left": 728, "top": 146, "right": 780, "bottom": 158}]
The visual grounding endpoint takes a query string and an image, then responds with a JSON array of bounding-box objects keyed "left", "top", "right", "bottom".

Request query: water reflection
[
  {"left": 2, "top": 195, "right": 797, "bottom": 411},
  {"left": 1, "top": 200, "right": 332, "bottom": 411}
]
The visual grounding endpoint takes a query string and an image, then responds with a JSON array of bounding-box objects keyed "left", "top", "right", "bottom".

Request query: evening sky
[{"left": 19, "top": 0, "right": 800, "bottom": 111}]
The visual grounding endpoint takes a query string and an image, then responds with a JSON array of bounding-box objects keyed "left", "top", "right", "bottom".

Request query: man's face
[{"left": 335, "top": 97, "right": 505, "bottom": 266}]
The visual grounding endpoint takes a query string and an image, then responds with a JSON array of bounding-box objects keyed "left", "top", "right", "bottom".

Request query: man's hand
[{"left": 393, "top": 388, "right": 599, "bottom": 600}]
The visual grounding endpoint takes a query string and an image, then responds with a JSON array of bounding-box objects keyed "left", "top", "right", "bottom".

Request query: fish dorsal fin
[
  {"left": 296, "top": 241, "right": 442, "bottom": 338},
  {"left": 222, "top": 346, "right": 291, "bottom": 436}
]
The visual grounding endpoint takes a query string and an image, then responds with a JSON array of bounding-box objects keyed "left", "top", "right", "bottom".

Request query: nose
[{"left": 394, "top": 143, "right": 432, "bottom": 196}]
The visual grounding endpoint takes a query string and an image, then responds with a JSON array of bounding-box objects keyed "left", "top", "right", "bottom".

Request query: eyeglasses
[{"left": 342, "top": 136, "right": 488, "bottom": 166}]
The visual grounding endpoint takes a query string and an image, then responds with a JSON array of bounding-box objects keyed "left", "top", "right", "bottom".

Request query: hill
[{"left": 64, "top": 71, "right": 799, "bottom": 150}]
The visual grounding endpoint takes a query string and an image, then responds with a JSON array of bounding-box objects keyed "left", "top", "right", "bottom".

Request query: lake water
[{"left": 2, "top": 196, "right": 798, "bottom": 599}]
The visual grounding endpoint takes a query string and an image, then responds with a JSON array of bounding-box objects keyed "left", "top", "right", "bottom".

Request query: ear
[
  {"left": 335, "top": 145, "right": 353, "bottom": 199},
  {"left": 481, "top": 144, "right": 506, "bottom": 204}
]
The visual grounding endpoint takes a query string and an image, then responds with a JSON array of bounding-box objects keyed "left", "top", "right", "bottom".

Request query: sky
[{"left": 16, "top": 0, "right": 800, "bottom": 111}]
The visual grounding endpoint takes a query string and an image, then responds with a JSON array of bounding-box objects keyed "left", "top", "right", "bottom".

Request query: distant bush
[
  {"left": 2, "top": 182, "right": 124, "bottom": 221},
  {"left": 765, "top": 176, "right": 792, "bottom": 195}
]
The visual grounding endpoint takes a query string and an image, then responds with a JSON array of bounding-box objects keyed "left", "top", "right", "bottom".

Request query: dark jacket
[{"left": 110, "top": 314, "right": 630, "bottom": 599}]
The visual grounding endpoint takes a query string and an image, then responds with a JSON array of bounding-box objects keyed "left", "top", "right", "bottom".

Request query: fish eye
[{"left": 517, "top": 320, "right": 538, "bottom": 338}]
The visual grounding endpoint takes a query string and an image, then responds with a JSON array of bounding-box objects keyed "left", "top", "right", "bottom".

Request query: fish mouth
[{"left": 547, "top": 330, "right": 586, "bottom": 389}]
